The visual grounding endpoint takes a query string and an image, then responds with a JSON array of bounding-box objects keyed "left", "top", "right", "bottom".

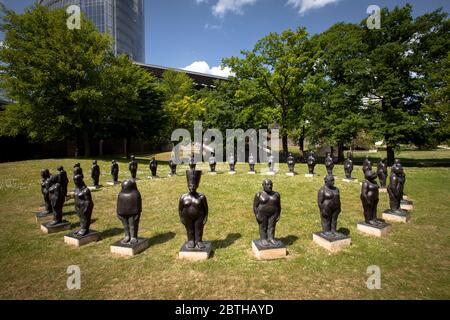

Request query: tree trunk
[
  {"left": 282, "top": 134, "right": 288, "bottom": 158},
  {"left": 337, "top": 142, "right": 345, "bottom": 163},
  {"left": 298, "top": 125, "right": 305, "bottom": 161},
  {"left": 124, "top": 137, "right": 131, "bottom": 159},
  {"left": 386, "top": 145, "right": 395, "bottom": 166},
  {"left": 83, "top": 131, "right": 91, "bottom": 157}
]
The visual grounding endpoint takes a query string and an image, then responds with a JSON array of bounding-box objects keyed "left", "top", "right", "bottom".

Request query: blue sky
[{"left": 1, "top": 0, "right": 449, "bottom": 76}]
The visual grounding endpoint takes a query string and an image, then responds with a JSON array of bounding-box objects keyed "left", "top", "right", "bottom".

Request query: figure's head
[
  {"left": 365, "top": 169, "right": 378, "bottom": 182},
  {"left": 74, "top": 163, "right": 80, "bottom": 168},
  {"left": 41, "top": 169, "right": 50, "bottom": 179},
  {"left": 121, "top": 179, "right": 137, "bottom": 193},
  {"left": 324, "top": 175, "right": 335, "bottom": 188},
  {"left": 131, "top": 155, "right": 135, "bottom": 160},
  {"left": 93, "top": 160, "right": 97, "bottom": 165},
  {"left": 57, "top": 166, "right": 64, "bottom": 172},
  {"left": 112, "top": 160, "right": 116, "bottom": 164},
  {"left": 186, "top": 170, "right": 202, "bottom": 192},
  {"left": 262, "top": 179, "right": 273, "bottom": 193},
  {"left": 152, "top": 157, "right": 155, "bottom": 161},
  {"left": 73, "top": 174, "right": 85, "bottom": 188}
]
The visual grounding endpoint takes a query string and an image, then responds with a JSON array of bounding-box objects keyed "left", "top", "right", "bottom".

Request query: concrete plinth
[
  {"left": 286, "top": 172, "right": 296, "bottom": 177},
  {"left": 342, "top": 178, "right": 358, "bottom": 183},
  {"left": 64, "top": 231, "right": 101, "bottom": 247},
  {"left": 305, "top": 174, "right": 318, "bottom": 178},
  {"left": 248, "top": 171, "right": 256, "bottom": 175},
  {"left": 400, "top": 203, "right": 414, "bottom": 211},
  {"left": 357, "top": 221, "right": 391, "bottom": 237},
  {"left": 208, "top": 172, "right": 217, "bottom": 175},
  {"left": 35, "top": 211, "right": 54, "bottom": 224},
  {"left": 41, "top": 221, "right": 71, "bottom": 234},
  {"left": 107, "top": 181, "right": 121, "bottom": 186},
  {"left": 178, "top": 241, "right": 212, "bottom": 261},
  {"left": 252, "top": 240, "right": 286, "bottom": 260},
  {"left": 228, "top": 171, "right": 236, "bottom": 175},
  {"left": 110, "top": 238, "right": 150, "bottom": 257},
  {"left": 312, "top": 232, "right": 352, "bottom": 253},
  {"left": 382, "top": 210, "right": 411, "bottom": 223}
]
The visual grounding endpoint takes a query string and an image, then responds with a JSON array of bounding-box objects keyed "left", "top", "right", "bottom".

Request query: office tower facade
[{"left": 39, "top": 0, "right": 145, "bottom": 63}]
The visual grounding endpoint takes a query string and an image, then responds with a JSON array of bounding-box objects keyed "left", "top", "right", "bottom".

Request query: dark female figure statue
[
  {"left": 317, "top": 175, "right": 342, "bottom": 237},
  {"left": 189, "top": 153, "right": 196, "bottom": 170},
  {"left": 249, "top": 153, "right": 256, "bottom": 172},
  {"left": 253, "top": 179, "right": 281, "bottom": 247},
  {"left": 387, "top": 161, "right": 406, "bottom": 214},
  {"left": 287, "top": 153, "right": 295, "bottom": 173},
  {"left": 48, "top": 174, "right": 65, "bottom": 226},
  {"left": 129, "top": 155, "right": 138, "bottom": 179},
  {"left": 150, "top": 157, "right": 158, "bottom": 177},
  {"left": 179, "top": 170, "right": 209, "bottom": 249},
  {"left": 344, "top": 152, "right": 354, "bottom": 179},
  {"left": 169, "top": 158, "right": 177, "bottom": 175},
  {"left": 209, "top": 153, "right": 216, "bottom": 172},
  {"left": 117, "top": 179, "right": 142, "bottom": 245},
  {"left": 307, "top": 152, "right": 316, "bottom": 174},
  {"left": 377, "top": 158, "right": 388, "bottom": 188},
  {"left": 57, "top": 166, "right": 69, "bottom": 198},
  {"left": 73, "top": 174, "right": 94, "bottom": 236},
  {"left": 40, "top": 169, "right": 52, "bottom": 215},
  {"left": 228, "top": 153, "right": 236, "bottom": 172},
  {"left": 73, "top": 163, "right": 83, "bottom": 179},
  {"left": 324, "top": 152, "right": 334, "bottom": 176},
  {"left": 360, "top": 170, "right": 381, "bottom": 225},
  {"left": 91, "top": 160, "right": 100, "bottom": 188},
  {"left": 111, "top": 160, "right": 119, "bottom": 183},
  {"left": 362, "top": 156, "right": 371, "bottom": 174}
]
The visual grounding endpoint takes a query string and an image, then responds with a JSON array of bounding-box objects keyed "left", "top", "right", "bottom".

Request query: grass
[{"left": 0, "top": 149, "right": 449, "bottom": 300}]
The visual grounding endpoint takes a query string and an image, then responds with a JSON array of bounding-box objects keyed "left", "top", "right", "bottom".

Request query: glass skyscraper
[{"left": 39, "top": 0, "right": 145, "bottom": 63}]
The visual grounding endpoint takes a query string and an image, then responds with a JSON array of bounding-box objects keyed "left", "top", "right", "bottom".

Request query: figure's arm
[
  {"left": 178, "top": 195, "right": 185, "bottom": 224},
  {"left": 253, "top": 193, "right": 260, "bottom": 216},
  {"left": 336, "top": 191, "right": 342, "bottom": 214},
  {"left": 317, "top": 188, "right": 325, "bottom": 210},
  {"left": 201, "top": 195, "right": 208, "bottom": 225},
  {"left": 361, "top": 182, "right": 369, "bottom": 201},
  {"left": 275, "top": 192, "right": 281, "bottom": 222}
]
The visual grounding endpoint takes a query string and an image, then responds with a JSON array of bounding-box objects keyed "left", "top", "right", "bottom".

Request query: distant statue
[
  {"left": 228, "top": 153, "right": 236, "bottom": 172},
  {"left": 317, "top": 175, "right": 341, "bottom": 237},
  {"left": 116, "top": 179, "right": 142, "bottom": 245},
  {"left": 387, "top": 160, "right": 406, "bottom": 214},
  {"left": 179, "top": 170, "right": 208, "bottom": 249},
  {"left": 287, "top": 153, "right": 295, "bottom": 173},
  {"left": 344, "top": 152, "right": 354, "bottom": 179},
  {"left": 377, "top": 158, "right": 388, "bottom": 188},
  {"left": 149, "top": 157, "right": 158, "bottom": 177},
  {"left": 73, "top": 174, "right": 94, "bottom": 236},
  {"left": 57, "top": 166, "right": 69, "bottom": 197},
  {"left": 268, "top": 153, "right": 274, "bottom": 172},
  {"left": 169, "top": 157, "right": 177, "bottom": 175},
  {"left": 91, "top": 160, "right": 100, "bottom": 187},
  {"left": 249, "top": 153, "right": 256, "bottom": 172},
  {"left": 209, "top": 153, "right": 216, "bottom": 172},
  {"left": 40, "top": 169, "right": 52, "bottom": 215},
  {"left": 253, "top": 179, "right": 281, "bottom": 247},
  {"left": 48, "top": 174, "right": 65, "bottom": 226},
  {"left": 362, "top": 156, "right": 372, "bottom": 174},
  {"left": 189, "top": 153, "right": 196, "bottom": 170},
  {"left": 307, "top": 152, "right": 316, "bottom": 174},
  {"left": 325, "top": 152, "right": 334, "bottom": 176},
  {"left": 360, "top": 170, "right": 381, "bottom": 225},
  {"left": 129, "top": 155, "right": 138, "bottom": 179},
  {"left": 111, "top": 160, "right": 119, "bottom": 183},
  {"left": 73, "top": 163, "right": 83, "bottom": 179}
]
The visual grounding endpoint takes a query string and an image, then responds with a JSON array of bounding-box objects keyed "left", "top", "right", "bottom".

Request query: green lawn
[{"left": 0, "top": 150, "right": 449, "bottom": 299}]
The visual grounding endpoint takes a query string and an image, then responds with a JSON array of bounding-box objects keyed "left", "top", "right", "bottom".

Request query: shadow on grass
[
  {"left": 279, "top": 235, "right": 299, "bottom": 246},
  {"left": 63, "top": 211, "right": 77, "bottom": 217},
  {"left": 100, "top": 227, "right": 124, "bottom": 240},
  {"left": 148, "top": 232, "right": 176, "bottom": 248},
  {"left": 212, "top": 233, "right": 242, "bottom": 249},
  {"left": 337, "top": 228, "right": 350, "bottom": 236}
]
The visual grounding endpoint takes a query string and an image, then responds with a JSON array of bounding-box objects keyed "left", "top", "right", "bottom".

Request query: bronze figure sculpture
[
  {"left": 91, "top": 160, "right": 100, "bottom": 188},
  {"left": 40, "top": 169, "right": 52, "bottom": 215},
  {"left": 111, "top": 160, "right": 119, "bottom": 183},
  {"left": 150, "top": 157, "right": 158, "bottom": 178},
  {"left": 179, "top": 170, "right": 208, "bottom": 249},
  {"left": 189, "top": 153, "right": 196, "bottom": 170},
  {"left": 325, "top": 152, "right": 334, "bottom": 176},
  {"left": 360, "top": 170, "right": 381, "bottom": 225},
  {"left": 169, "top": 157, "right": 177, "bottom": 175},
  {"left": 73, "top": 174, "right": 94, "bottom": 236},
  {"left": 129, "top": 155, "right": 138, "bottom": 179},
  {"left": 228, "top": 153, "right": 236, "bottom": 172},
  {"left": 287, "top": 153, "right": 295, "bottom": 173},
  {"left": 362, "top": 156, "right": 372, "bottom": 174},
  {"left": 209, "top": 153, "right": 216, "bottom": 172},
  {"left": 116, "top": 179, "right": 142, "bottom": 245},
  {"left": 249, "top": 153, "right": 256, "bottom": 172},
  {"left": 387, "top": 160, "right": 407, "bottom": 214},
  {"left": 307, "top": 152, "right": 316, "bottom": 174},
  {"left": 47, "top": 174, "right": 65, "bottom": 226},
  {"left": 344, "top": 152, "right": 354, "bottom": 179},
  {"left": 57, "top": 166, "right": 69, "bottom": 198},
  {"left": 377, "top": 158, "right": 388, "bottom": 188},
  {"left": 317, "top": 175, "right": 342, "bottom": 238}
]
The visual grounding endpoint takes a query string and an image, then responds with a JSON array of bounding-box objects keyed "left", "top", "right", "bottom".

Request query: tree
[
  {"left": 361, "top": 5, "right": 449, "bottom": 164},
  {"left": 223, "top": 27, "right": 318, "bottom": 156},
  {"left": 0, "top": 4, "right": 112, "bottom": 156}
]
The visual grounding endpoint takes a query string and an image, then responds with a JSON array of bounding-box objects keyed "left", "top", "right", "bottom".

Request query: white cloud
[
  {"left": 212, "top": 0, "right": 258, "bottom": 17},
  {"left": 287, "top": 0, "right": 340, "bottom": 14},
  {"left": 195, "top": 0, "right": 209, "bottom": 4},
  {"left": 183, "top": 61, "right": 234, "bottom": 78}
]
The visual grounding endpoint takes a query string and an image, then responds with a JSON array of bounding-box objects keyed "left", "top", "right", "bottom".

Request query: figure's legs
[
  {"left": 258, "top": 216, "right": 269, "bottom": 246},
  {"left": 194, "top": 216, "right": 206, "bottom": 249},
  {"left": 78, "top": 208, "right": 92, "bottom": 236},
  {"left": 362, "top": 201, "right": 372, "bottom": 224},
  {"left": 267, "top": 214, "right": 278, "bottom": 244},
  {"left": 129, "top": 214, "right": 140, "bottom": 244},
  {"left": 184, "top": 217, "right": 195, "bottom": 248},
  {"left": 320, "top": 210, "right": 331, "bottom": 233},
  {"left": 331, "top": 209, "right": 340, "bottom": 233},
  {"left": 118, "top": 215, "right": 130, "bottom": 244},
  {"left": 372, "top": 198, "right": 379, "bottom": 221}
]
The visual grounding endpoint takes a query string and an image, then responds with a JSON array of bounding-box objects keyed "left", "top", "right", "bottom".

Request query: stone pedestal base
[
  {"left": 41, "top": 221, "right": 71, "bottom": 234},
  {"left": 208, "top": 172, "right": 217, "bottom": 175},
  {"left": 286, "top": 172, "right": 296, "bottom": 177},
  {"left": 178, "top": 241, "right": 212, "bottom": 261},
  {"left": 379, "top": 188, "right": 387, "bottom": 193},
  {"left": 252, "top": 240, "right": 286, "bottom": 260},
  {"left": 110, "top": 238, "right": 150, "bottom": 257},
  {"left": 342, "top": 178, "right": 358, "bottom": 183},
  {"left": 312, "top": 232, "right": 351, "bottom": 253},
  {"left": 305, "top": 174, "right": 317, "bottom": 178},
  {"left": 228, "top": 171, "right": 236, "bottom": 175},
  {"left": 382, "top": 210, "right": 411, "bottom": 223},
  {"left": 168, "top": 173, "right": 176, "bottom": 177},
  {"left": 107, "top": 181, "right": 120, "bottom": 186},
  {"left": 64, "top": 231, "right": 101, "bottom": 247},
  {"left": 357, "top": 221, "right": 391, "bottom": 237},
  {"left": 400, "top": 199, "right": 414, "bottom": 211},
  {"left": 35, "top": 211, "right": 54, "bottom": 224},
  {"left": 248, "top": 171, "right": 256, "bottom": 175},
  {"left": 262, "top": 171, "right": 275, "bottom": 175}
]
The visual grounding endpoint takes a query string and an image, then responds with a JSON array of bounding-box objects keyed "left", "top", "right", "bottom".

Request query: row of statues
[{"left": 38, "top": 156, "right": 411, "bottom": 256}]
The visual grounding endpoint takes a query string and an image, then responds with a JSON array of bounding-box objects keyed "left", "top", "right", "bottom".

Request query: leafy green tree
[
  {"left": 223, "top": 27, "right": 318, "bottom": 156},
  {"left": 0, "top": 4, "right": 112, "bottom": 156}
]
